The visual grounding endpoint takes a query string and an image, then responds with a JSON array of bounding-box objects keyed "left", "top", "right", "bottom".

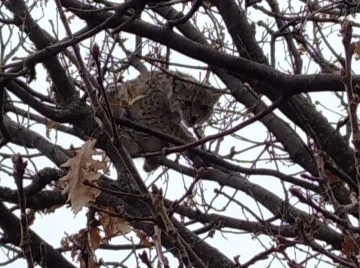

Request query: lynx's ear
[{"left": 211, "top": 91, "right": 222, "bottom": 102}]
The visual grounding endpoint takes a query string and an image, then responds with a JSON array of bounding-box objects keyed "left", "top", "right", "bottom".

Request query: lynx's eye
[{"left": 201, "top": 106, "right": 211, "bottom": 112}]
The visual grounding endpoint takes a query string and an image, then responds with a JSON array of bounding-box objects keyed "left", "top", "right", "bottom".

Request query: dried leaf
[
  {"left": 354, "top": 41, "right": 360, "bottom": 60},
  {"left": 98, "top": 207, "right": 131, "bottom": 242},
  {"left": 60, "top": 236, "right": 70, "bottom": 249},
  {"left": 40, "top": 204, "right": 63, "bottom": 214},
  {"left": 26, "top": 209, "right": 36, "bottom": 226},
  {"left": 325, "top": 169, "right": 341, "bottom": 184},
  {"left": 341, "top": 235, "right": 360, "bottom": 256},
  {"left": 46, "top": 120, "right": 56, "bottom": 139},
  {"left": 89, "top": 227, "right": 101, "bottom": 250},
  {"left": 134, "top": 229, "right": 154, "bottom": 248},
  {"left": 60, "top": 139, "right": 108, "bottom": 214},
  {"left": 80, "top": 258, "right": 99, "bottom": 268},
  {"left": 308, "top": 216, "right": 320, "bottom": 236},
  {"left": 68, "top": 228, "right": 101, "bottom": 268},
  {"left": 297, "top": 44, "right": 306, "bottom": 54}
]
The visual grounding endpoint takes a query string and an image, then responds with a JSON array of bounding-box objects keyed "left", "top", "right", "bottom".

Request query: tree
[{"left": 0, "top": 0, "right": 359, "bottom": 267}]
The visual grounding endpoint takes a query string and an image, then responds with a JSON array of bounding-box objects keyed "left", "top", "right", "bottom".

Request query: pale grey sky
[{"left": 0, "top": 1, "right": 356, "bottom": 267}]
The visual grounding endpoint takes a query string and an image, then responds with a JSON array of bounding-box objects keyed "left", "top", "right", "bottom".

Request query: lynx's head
[{"left": 171, "top": 73, "right": 221, "bottom": 127}]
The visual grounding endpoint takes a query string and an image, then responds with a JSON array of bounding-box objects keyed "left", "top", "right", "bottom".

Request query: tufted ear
[{"left": 211, "top": 91, "right": 222, "bottom": 103}]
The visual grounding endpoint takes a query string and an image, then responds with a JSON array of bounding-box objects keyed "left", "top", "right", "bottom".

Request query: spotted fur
[{"left": 108, "top": 70, "right": 221, "bottom": 172}]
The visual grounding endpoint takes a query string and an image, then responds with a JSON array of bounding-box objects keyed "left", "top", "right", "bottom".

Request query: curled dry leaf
[
  {"left": 89, "top": 227, "right": 102, "bottom": 251},
  {"left": 60, "top": 139, "right": 109, "bottom": 214},
  {"left": 62, "top": 228, "right": 101, "bottom": 268},
  {"left": 134, "top": 229, "right": 154, "bottom": 248},
  {"left": 98, "top": 207, "right": 131, "bottom": 242},
  {"left": 46, "top": 120, "right": 56, "bottom": 139}
]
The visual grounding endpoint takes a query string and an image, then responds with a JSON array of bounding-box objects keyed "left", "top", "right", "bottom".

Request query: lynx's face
[{"left": 173, "top": 80, "right": 221, "bottom": 127}]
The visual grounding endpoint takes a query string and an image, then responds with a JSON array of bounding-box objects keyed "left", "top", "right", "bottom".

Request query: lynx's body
[{"left": 108, "top": 70, "right": 221, "bottom": 172}]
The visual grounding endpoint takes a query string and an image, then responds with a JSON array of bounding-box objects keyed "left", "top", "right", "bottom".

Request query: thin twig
[{"left": 145, "top": 95, "right": 287, "bottom": 157}]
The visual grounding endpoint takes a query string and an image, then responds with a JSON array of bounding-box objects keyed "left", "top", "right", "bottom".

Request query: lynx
[{"left": 108, "top": 70, "right": 221, "bottom": 172}]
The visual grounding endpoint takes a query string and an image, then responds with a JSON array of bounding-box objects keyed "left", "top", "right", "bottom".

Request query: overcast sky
[{"left": 0, "top": 1, "right": 357, "bottom": 267}]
